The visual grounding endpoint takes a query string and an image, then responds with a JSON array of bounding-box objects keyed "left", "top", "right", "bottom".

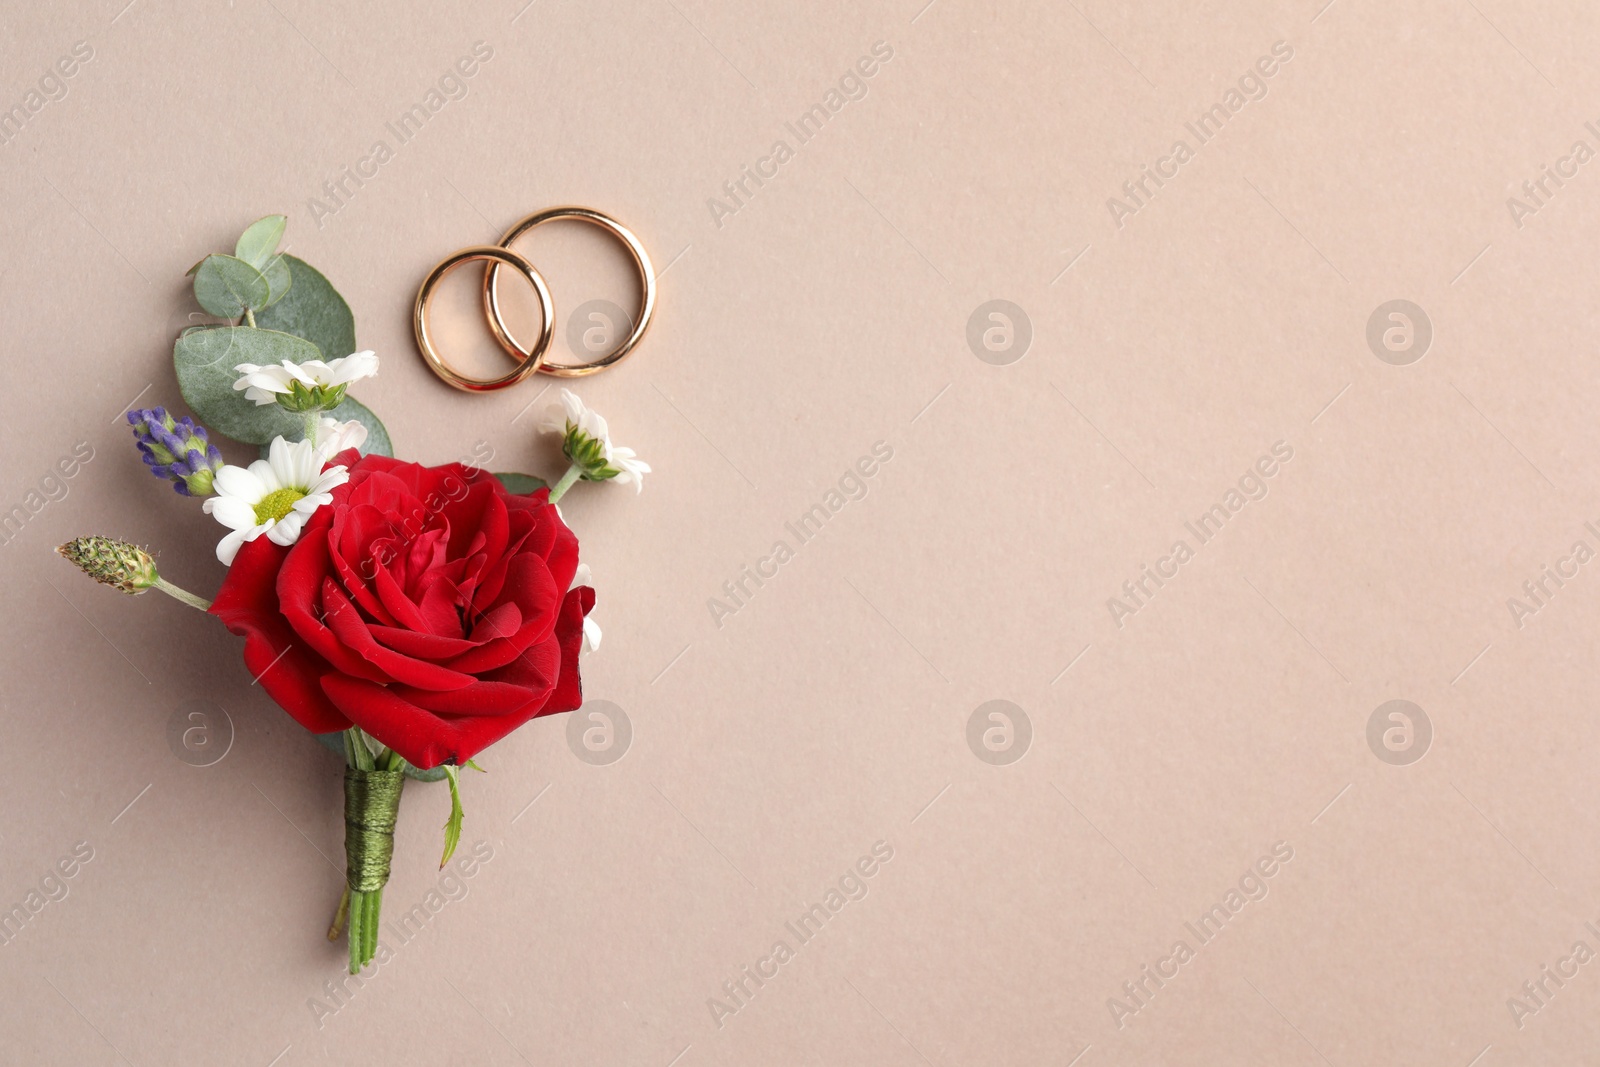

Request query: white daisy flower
[
  {"left": 541, "top": 387, "right": 650, "bottom": 495},
  {"left": 571, "top": 563, "right": 601, "bottom": 653},
  {"left": 202, "top": 437, "right": 349, "bottom": 564},
  {"left": 312, "top": 416, "right": 368, "bottom": 460},
  {"left": 605, "top": 445, "right": 651, "bottom": 492},
  {"left": 233, "top": 350, "right": 379, "bottom": 408},
  {"left": 539, "top": 386, "right": 610, "bottom": 440}
]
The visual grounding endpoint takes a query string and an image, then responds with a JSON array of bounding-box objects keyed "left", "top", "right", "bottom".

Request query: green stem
[
  {"left": 337, "top": 733, "right": 405, "bottom": 971},
  {"left": 341, "top": 761, "right": 403, "bottom": 972},
  {"left": 547, "top": 463, "right": 583, "bottom": 503},
  {"left": 244, "top": 308, "right": 256, "bottom": 328},
  {"left": 344, "top": 727, "right": 375, "bottom": 771},
  {"left": 303, "top": 409, "right": 320, "bottom": 445},
  {"left": 345, "top": 880, "right": 385, "bottom": 971},
  {"left": 152, "top": 577, "right": 212, "bottom": 612},
  {"left": 365, "top": 887, "right": 382, "bottom": 962},
  {"left": 347, "top": 889, "right": 366, "bottom": 973},
  {"left": 328, "top": 885, "right": 350, "bottom": 941}
]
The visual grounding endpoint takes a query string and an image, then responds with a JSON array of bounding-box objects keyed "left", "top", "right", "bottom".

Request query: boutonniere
[{"left": 58, "top": 216, "right": 647, "bottom": 972}]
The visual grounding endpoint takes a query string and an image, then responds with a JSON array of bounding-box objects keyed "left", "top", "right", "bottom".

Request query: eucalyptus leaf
[
  {"left": 315, "top": 730, "right": 344, "bottom": 762},
  {"left": 248, "top": 253, "right": 390, "bottom": 453},
  {"left": 194, "top": 254, "right": 270, "bottom": 318},
  {"left": 399, "top": 758, "right": 449, "bottom": 783},
  {"left": 260, "top": 254, "right": 293, "bottom": 308},
  {"left": 493, "top": 472, "right": 548, "bottom": 494},
  {"left": 173, "top": 326, "right": 318, "bottom": 444},
  {"left": 235, "top": 215, "right": 287, "bottom": 268},
  {"left": 253, "top": 255, "right": 356, "bottom": 362}
]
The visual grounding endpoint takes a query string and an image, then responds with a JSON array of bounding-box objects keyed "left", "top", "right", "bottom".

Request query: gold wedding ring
[
  {"left": 482, "top": 206, "right": 655, "bottom": 378},
  {"left": 413, "top": 245, "right": 553, "bottom": 392}
]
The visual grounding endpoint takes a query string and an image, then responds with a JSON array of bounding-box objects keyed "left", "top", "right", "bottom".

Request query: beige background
[{"left": 3, "top": 0, "right": 1599, "bottom": 1062}]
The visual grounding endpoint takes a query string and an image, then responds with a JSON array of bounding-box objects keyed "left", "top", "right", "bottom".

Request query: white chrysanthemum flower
[
  {"left": 312, "top": 416, "right": 368, "bottom": 459},
  {"left": 539, "top": 386, "right": 609, "bottom": 439},
  {"left": 541, "top": 387, "right": 650, "bottom": 494},
  {"left": 233, "top": 350, "right": 378, "bottom": 407},
  {"left": 202, "top": 437, "right": 349, "bottom": 564},
  {"left": 571, "top": 563, "right": 601, "bottom": 653},
  {"left": 605, "top": 445, "right": 651, "bottom": 492}
]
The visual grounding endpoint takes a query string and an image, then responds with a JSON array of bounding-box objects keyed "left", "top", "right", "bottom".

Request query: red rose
[{"left": 210, "top": 450, "right": 593, "bottom": 769}]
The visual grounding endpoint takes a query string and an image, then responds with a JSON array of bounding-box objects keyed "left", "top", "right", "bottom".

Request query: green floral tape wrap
[{"left": 343, "top": 768, "right": 404, "bottom": 892}]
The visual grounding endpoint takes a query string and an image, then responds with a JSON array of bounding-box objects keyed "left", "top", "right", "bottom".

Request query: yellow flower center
[{"left": 254, "top": 487, "right": 306, "bottom": 525}]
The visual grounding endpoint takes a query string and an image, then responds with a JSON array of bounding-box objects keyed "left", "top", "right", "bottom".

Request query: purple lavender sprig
[{"left": 128, "top": 407, "right": 224, "bottom": 496}]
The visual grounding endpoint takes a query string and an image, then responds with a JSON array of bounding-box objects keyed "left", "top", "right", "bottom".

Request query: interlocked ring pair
[{"left": 414, "top": 207, "right": 655, "bottom": 391}]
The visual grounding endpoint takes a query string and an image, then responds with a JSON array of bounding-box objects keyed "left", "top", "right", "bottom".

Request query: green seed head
[{"left": 57, "top": 536, "right": 159, "bottom": 594}]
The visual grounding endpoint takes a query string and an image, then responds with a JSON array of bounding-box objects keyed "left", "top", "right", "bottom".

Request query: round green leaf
[
  {"left": 259, "top": 254, "right": 293, "bottom": 308},
  {"left": 174, "top": 326, "right": 318, "bottom": 444},
  {"left": 194, "top": 254, "right": 270, "bottom": 318},
  {"left": 235, "top": 215, "right": 287, "bottom": 269},
  {"left": 494, "top": 472, "right": 548, "bottom": 494},
  {"left": 253, "top": 255, "right": 356, "bottom": 361}
]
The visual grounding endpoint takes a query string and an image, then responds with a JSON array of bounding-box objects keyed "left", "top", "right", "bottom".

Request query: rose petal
[
  {"left": 322, "top": 588, "right": 477, "bottom": 691},
  {"left": 209, "top": 537, "right": 349, "bottom": 733}
]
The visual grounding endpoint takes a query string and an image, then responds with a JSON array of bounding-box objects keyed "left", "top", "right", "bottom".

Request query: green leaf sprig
[{"left": 174, "top": 216, "right": 392, "bottom": 455}]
